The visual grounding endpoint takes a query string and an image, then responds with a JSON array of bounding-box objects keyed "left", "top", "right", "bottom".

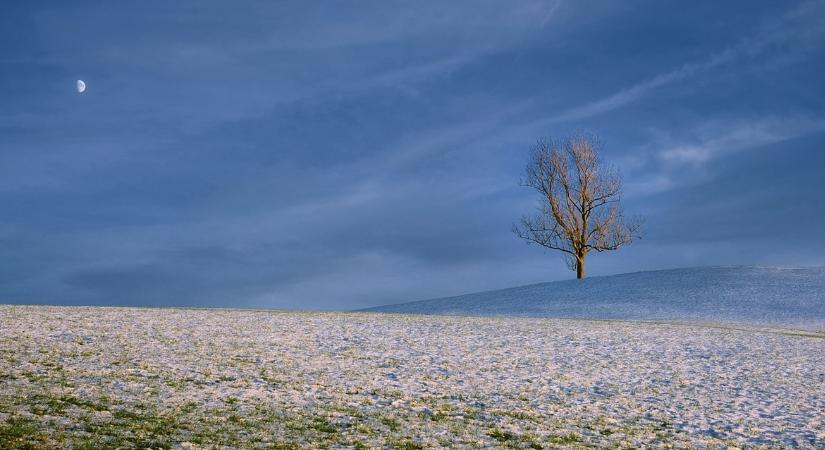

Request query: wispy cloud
[
  {"left": 658, "top": 116, "right": 825, "bottom": 165},
  {"left": 626, "top": 116, "right": 825, "bottom": 197},
  {"left": 550, "top": 0, "right": 825, "bottom": 123}
]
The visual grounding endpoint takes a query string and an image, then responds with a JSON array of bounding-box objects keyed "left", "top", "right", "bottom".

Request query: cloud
[
  {"left": 625, "top": 116, "right": 825, "bottom": 198},
  {"left": 656, "top": 117, "right": 825, "bottom": 166},
  {"left": 658, "top": 146, "right": 711, "bottom": 165},
  {"left": 549, "top": 0, "right": 825, "bottom": 123}
]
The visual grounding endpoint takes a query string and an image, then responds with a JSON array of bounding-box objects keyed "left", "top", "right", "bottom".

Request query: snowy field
[
  {"left": 365, "top": 267, "right": 825, "bottom": 332},
  {"left": 0, "top": 306, "right": 823, "bottom": 449}
]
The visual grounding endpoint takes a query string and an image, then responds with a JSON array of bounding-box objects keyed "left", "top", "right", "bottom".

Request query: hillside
[{"left": 363, "top": 266, "right": 825, "bottom": 331}]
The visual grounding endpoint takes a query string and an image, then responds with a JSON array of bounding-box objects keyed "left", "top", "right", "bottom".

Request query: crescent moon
[{"left": 77, "top": 80, "right": 86, "bottom": 93}]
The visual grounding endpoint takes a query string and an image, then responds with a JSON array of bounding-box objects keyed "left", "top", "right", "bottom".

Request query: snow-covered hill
[{"left": 363, "top": 267, "right": 825, "bottom": 331}]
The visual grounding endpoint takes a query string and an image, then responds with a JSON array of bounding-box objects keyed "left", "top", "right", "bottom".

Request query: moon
[{"left": 77, "top": 79, "right": 86, "bottom": 93}]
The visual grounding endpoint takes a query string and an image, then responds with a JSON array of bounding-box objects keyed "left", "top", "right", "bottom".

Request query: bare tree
[{"left": 513, "top": 134, "right": 641, "bottom": 279}]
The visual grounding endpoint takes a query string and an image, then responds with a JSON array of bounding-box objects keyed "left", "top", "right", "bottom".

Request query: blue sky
[{"left": 2, "top": 1, "right": 825, "bottom": 309}]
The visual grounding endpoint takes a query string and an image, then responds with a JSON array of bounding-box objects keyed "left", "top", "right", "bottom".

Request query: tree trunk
[{"left": 576, "top": 256, "right": 585, "bottom": 279}]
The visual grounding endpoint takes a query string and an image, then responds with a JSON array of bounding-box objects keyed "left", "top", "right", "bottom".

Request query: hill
[{"left": 362, "top": 266, "right": 825, "bottom": 331}]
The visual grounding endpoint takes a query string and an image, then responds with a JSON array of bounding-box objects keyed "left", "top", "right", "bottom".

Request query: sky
[{"left": 1, "top": 1, "right": 825, "bottom": 310}]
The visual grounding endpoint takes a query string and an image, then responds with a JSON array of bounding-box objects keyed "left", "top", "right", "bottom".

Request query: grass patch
[
  {"left": 309, "top": 416, "right": 338, "bottom": 434},
  {"left": 386, "top": 438, "right": 423, "bottom": 450},
  {"left": 549, "top": 432, "right": 582, "bottom": 444},
  {"left": 59, "top": 394, "right": 109, "bottom": 412},
  {"left": 488, "top": 427, "right": 518, "bottom": 442},
  {"left": 380, "top": 416, "right": 400, "bottom": 432},
  {"left": 0, "top": 416, "right": 52, "bottom": 449}
]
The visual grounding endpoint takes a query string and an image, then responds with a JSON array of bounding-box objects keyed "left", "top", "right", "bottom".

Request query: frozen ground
[
  {"left": 1, "top": 305, "right": 823, "bottom": 448},
  {"left": 364, "top": 267, "right": 825, "bottom": 331}
]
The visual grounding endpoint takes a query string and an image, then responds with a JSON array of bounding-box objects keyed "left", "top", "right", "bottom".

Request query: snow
[
  {"left": 1, "top": 305, "right": 823, "bottom": 448},
  {"left": 364, "top": 266, "right": 825, "bottom": 331}
]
